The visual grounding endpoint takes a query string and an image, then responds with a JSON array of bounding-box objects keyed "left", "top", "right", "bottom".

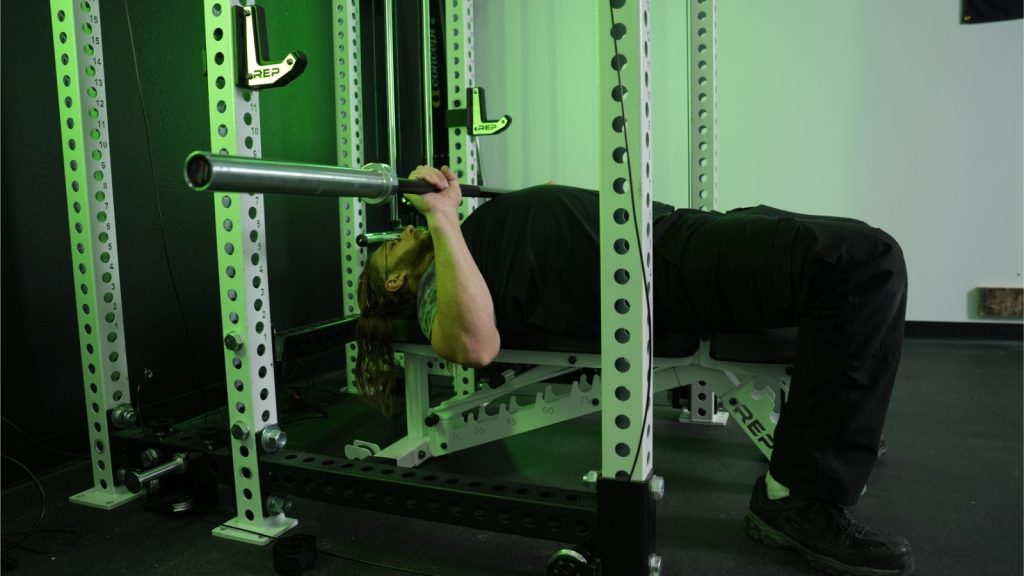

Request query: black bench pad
[
  {"left": 274, "top": 317, "right": 796, "bottom": 365},
  {"left": 709, "top": 328, "right": 798, "bottom": 364},
  {"left": 394, "top": 320, "right": 798, "bottom": 364},
  {"left": 393, "top": 319, "right": 700, "bottom": 358}
]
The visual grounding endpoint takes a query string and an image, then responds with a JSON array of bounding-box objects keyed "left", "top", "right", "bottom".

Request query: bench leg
[
  {"left": 677, "top": 381, "right": 730, "bottom": 426},
  {"left": 716, "top": 373, "right": 784, "bottom": 461},
  {"left": 672, "top": 367, "right": 786, "bottom": 461},
  {"left": 354, "top": 353, "right": 432, "bottom": 467}
]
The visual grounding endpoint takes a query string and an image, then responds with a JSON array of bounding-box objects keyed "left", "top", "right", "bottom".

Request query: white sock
[{"left": 765, "top": 471, "right": 791, "bottom": 500}]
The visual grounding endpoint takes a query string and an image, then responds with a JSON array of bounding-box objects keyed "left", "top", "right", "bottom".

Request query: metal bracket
[
  {"left": 234, "top": 5, "right": 307, "bottom": 90},
  {"left": 446, "top": 87, "right": 511, "bottom": 136},
  {"left": 343, "top": 440, "right": 381, "bottom": 461},
  {"left": 676, "top": 381, "right": 729, "bottom": 426}
]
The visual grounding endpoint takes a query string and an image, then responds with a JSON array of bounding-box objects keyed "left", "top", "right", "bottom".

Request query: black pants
[{"left": 653, "top": 205, "right": 908, "bottom": 506}]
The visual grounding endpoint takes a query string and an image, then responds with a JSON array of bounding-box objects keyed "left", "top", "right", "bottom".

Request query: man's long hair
[{"left": 355, "top": 262, "right": 416, "bottom": 415}]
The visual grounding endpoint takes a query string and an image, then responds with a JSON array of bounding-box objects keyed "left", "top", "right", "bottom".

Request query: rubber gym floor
[{"left": 2, "top": 337, "right": 1021, "bottom": 576}]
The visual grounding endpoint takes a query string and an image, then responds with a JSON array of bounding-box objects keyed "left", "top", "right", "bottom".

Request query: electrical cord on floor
[
  {"left": 280, "top": 387, "right": 332, "bottom": 424},
  {"left": 282, "top": 359, "right": 315, "bottom": 396},
  {"left": 314, "top": 549, "right": 443, "bottom": 576},
  {"left": 1, "top": 416, "right": 90, "bottom": 460},
  {"left": 280, "top": 403, "right": 330, "bottom": 427},
  {"left": 0, "top": 454, "right": 47, "bottom": 555},
  {"left": 286, "top": 365, "right": 342, "bottom": 405},
  {"left": 279, "top": 360, "right": 343, "bottom": 425},
  {"left": 0, "top": 529, "right": 82, "bottom": 556},
  {"left": 0, "top": 456, "right": 87, "bottom": 562},
  {"left": 279, "top": 414, "right": 330, "bottom": 427},
  {"left": 190, "top": 517, "right": 443, "bottom": 576}
]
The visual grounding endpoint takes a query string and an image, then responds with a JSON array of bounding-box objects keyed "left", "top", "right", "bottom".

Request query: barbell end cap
[
  {"left": 125, "top": 472, "right": 143, "bottom": 494},
  {"left": 360, "top": 163, "right": 398, "bottom": 205},
  {"left": 184, "top": 151, "right": 214, "bottom": 192}
]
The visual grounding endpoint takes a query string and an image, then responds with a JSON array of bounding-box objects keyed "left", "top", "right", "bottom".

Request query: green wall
[
  {"left": 474, "top": 1, "right": 692, "bottom": 210},
  {"left": 1, "top": 0, "right": 345, "bottom": 483}
]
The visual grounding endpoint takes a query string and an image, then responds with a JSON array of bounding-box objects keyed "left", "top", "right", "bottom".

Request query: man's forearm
[{"left": 427, "top": 208, "right": 500, "bottom": 366}]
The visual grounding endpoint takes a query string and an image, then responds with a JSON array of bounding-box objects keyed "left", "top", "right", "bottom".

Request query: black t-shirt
[
  {"left": 416, "top": 190, "right": 849, "bottom": 340},
  {"left": 460, "top": 185, "right": 604, "bottom": 336},
  {"left": 416, "top": 185, "right": 679, "bottom": 340}
]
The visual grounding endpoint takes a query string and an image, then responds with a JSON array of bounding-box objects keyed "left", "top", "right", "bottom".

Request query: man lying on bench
[{"left": 355, "top": 165, "right": 913, "bottom": 576}]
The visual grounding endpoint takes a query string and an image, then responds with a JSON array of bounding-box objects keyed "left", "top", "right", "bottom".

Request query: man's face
[{"left": 371, "top": 225, "right": 434, "bottom": 292}]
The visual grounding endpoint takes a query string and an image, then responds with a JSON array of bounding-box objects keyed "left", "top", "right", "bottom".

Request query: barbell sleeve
[
  {"left": 124, "top": 452, "right": 190, "bottom": 494},
  {"left": 356, "top": 230, "right": 405, "bottom": 248},
  {"left": 184, "top": 152, "right": 503, "bottom": 204}
]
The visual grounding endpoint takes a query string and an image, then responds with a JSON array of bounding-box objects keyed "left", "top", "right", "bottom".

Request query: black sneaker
[{"left": 746, "top": 476, "right": 914, "bottom": 576}]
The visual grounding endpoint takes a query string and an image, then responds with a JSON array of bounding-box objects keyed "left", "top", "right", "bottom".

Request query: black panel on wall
[
  {"left": 962, "top": 0, "right": 1023, "bottom": 23},
  {"left": 395, "top": 0, "right": 429, "bottom": 230},
  {"left": 0, "top": 0, "right": 345, "bottom": 486},
  {"left": 429, "top": 0, "right": 450, "bottom": 170},
  {"left": 358, "top": 0, "right": 430, "bottom": 233},
  {"left": 254, "top": 1, "right": 345, "bottom": 331},
  {"left": 1, "top": 0, "right": 89, "bottom": 486},
  {"left": 359, "top": 0, "right": 397, "bottom": 235}
]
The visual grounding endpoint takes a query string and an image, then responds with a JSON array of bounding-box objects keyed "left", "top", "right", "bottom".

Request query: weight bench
[{"left": 345, "top": 323, "right": 798, "bottom": 468}]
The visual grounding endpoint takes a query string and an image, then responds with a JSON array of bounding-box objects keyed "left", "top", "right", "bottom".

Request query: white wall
[
  {"left": 473, "top": 0, "right": 690, "bottom": 206},
  {"left": 472, "top": 1, "right": 599, "bottom": 191},
  {"left": 473, "top": 0, "right": 1023, "bottom": 324}
]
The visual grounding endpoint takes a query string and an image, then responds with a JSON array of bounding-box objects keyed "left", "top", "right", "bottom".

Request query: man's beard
[{"left": 395, "top": 231, "right": 435, "bottom": 279}]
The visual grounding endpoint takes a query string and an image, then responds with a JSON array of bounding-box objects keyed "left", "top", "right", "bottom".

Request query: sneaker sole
[{"left": 745, "top": 513, "right": 914, "bottom": 576}]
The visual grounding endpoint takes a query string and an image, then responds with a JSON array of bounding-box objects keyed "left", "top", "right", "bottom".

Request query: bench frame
[{"left": 347, "top": 336, "right": 791, "bottom": 467}]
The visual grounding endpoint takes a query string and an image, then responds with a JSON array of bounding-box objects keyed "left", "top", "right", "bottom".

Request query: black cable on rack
[
  {"left": 590, "top": 0, "right": 657, "bottom": 563},
  {"left": 122, "top": 0, "right": 224, "bottom": 430},
  {"left": 608, "top": 0, "right": 655, "bottom": 491}
]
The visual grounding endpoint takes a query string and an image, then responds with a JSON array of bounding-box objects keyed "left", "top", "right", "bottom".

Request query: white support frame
[
  {"left": 203, "top": 0, "right": 296, "bottom": 545},
  {"left": 444, "top": 0, "right": 479, "bottom": 200},
  {"left": 345, "top": 0, "right": 507, "bottom": 461},
  {"left": 51, "top": 0, "right": 140, "bottom": 511},
  {"left": 50, "top": 3, "right": 790, "bottom": 568},
  {"left": 335, "top": 0, "right": 368, "bottom": 394},
  {"left": 379, "top": 337, "right": 786, "bottom": 465},
  {"left": 689, "top": 0, "right": 718, "bottom": 212},
  {"left": 444, "top": 0, "right": 481, "bottom": 399},
  {"left": 393, "top": 345, "right": 693, "bottom": 461},
  {"left": 691, "top": 344, "right": 788, "bottom": 459},
  {"left": 598, "top": 0, "right": 655, "bottom": 483},
  {"left": 345, "top": 0, "right": 786, "bottom": 469},
  {"left": 677, "top": 0, "right": 725, "bottom": 426},
  {"left": 340, "top": 1, "right": 482, "bottom": 395}
]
